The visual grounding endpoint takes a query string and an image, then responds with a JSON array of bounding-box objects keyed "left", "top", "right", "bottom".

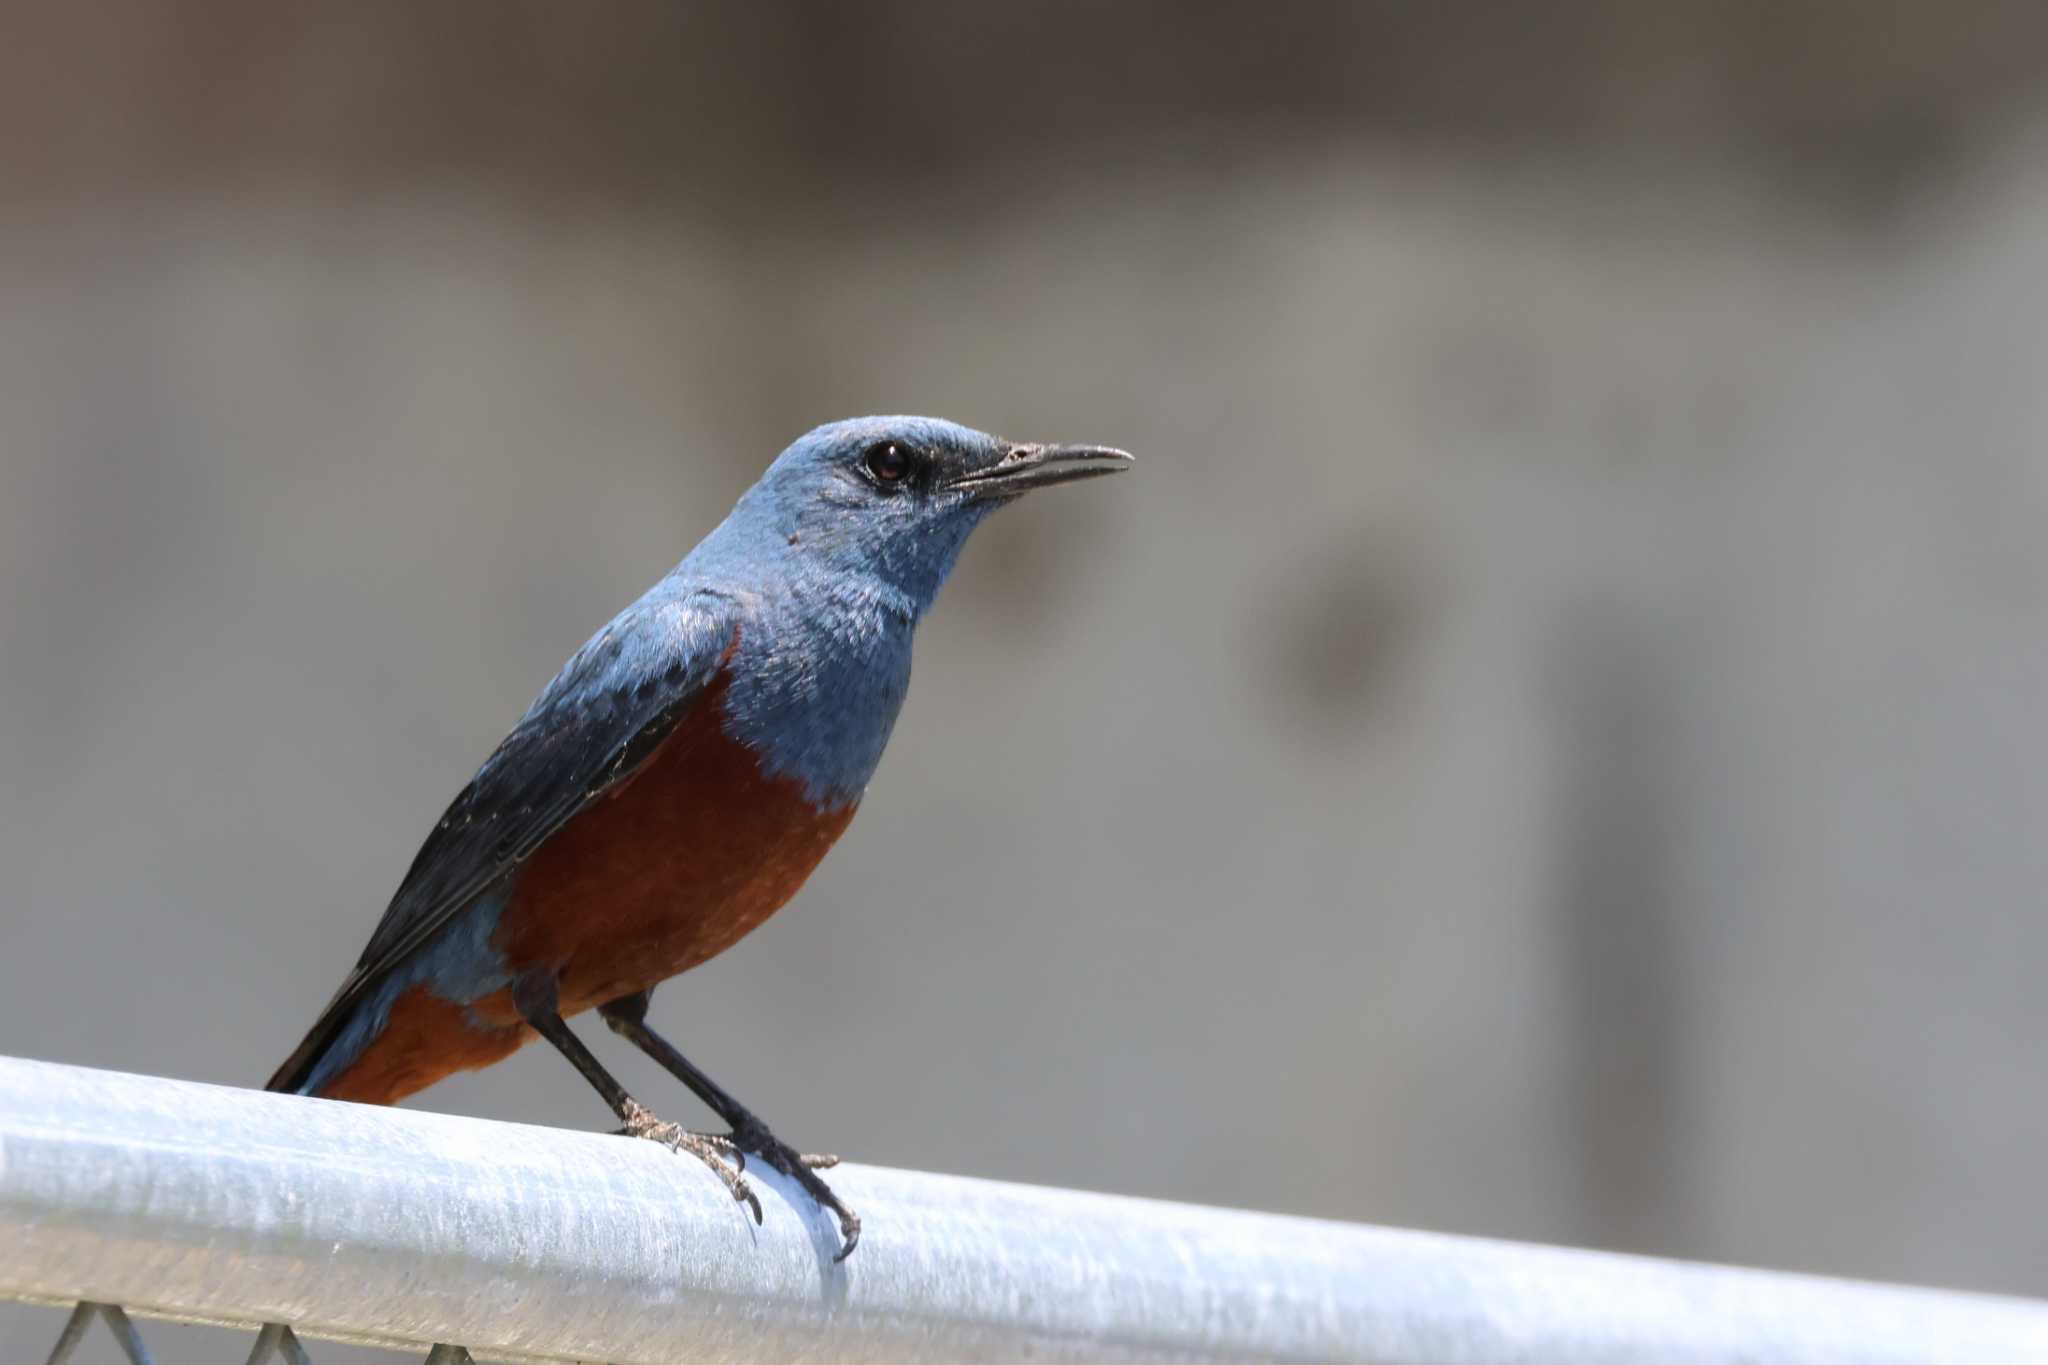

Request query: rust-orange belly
[{"left": 316, "top": 682, "right": 856, "bottom": 1106}]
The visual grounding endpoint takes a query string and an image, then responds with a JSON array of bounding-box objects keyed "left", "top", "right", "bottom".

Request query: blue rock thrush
[{"left": 267, "top": 416, "right": 1131, "bottom": 1259}]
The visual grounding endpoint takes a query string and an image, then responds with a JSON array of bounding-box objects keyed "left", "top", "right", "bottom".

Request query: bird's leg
[
  {"left": 600, "top": 989, "right": 860, "bottom": 1261},
  {"left": 509, "top": 971, "right": 762, "bottom": 1224}
]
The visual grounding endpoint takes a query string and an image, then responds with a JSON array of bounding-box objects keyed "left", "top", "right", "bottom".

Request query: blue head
[
  {"left": 683, "top": 415, "right": 1130, "bottom": 807},
  {"left": 712, "top": 416, "right": 1132, "bottom": 617}
]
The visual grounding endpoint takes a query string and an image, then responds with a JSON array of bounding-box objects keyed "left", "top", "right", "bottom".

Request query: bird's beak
[{"left": 948, "top": 443, "right": 1135, "bottom": 500}]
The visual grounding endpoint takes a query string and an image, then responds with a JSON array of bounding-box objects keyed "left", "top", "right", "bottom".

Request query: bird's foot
[
  {"left": 726, "top": 1116, "right": 861, "bottom": 1261},
  {"left": 616, "top": 1100, "right": 763, "bottom": 1224}
]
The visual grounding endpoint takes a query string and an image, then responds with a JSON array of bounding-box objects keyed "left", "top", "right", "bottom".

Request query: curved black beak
[{"left": 948, "top": 442, "right": 1135, "bottom": 500}]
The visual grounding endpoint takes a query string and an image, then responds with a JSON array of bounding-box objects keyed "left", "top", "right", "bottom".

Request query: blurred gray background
[{"left": 5, "top": 3, "right": 2048, "bottom": 1357}]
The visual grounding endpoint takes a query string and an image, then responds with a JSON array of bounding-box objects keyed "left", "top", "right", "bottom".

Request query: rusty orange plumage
[
  {"left": 317, "top": 674, "right": 856, "bottom": 1106},
  {"left": 269, "top": 417, "right": 1131, "bottom": 1261}
]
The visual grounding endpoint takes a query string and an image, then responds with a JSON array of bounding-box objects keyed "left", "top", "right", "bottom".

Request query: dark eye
[{"left": 863, "top": 441, "right": 912, "bottom": 486}]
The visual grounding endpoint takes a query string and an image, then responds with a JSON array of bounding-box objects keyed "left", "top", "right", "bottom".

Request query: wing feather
[{"left": 267, "top": 588, "right": 738, "bottom": 1094}]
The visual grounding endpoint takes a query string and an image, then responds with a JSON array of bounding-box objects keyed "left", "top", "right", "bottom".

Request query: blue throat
[
  {"left": 717, "top": 581, "right": 918, "bottom": 810},
  {"left": 680, "top": 460, "right": 993, "bottom": 809}
]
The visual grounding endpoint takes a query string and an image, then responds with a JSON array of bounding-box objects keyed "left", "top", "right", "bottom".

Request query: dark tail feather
[
  {"left": 264, "top": 1033, "right": 325, "bottom": 1095},
  {"left": 264, "top": 974, "right": 368, "bottom": 1095}
]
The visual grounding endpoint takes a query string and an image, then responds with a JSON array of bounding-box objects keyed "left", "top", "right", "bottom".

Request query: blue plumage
[{"left": 267, "top": 415, "right": 1130, "bottom": 1260}]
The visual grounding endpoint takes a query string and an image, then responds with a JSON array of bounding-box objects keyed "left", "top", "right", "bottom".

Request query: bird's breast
[
  {"left": 493, "top": 673, "right": 857, "bottom": 1013},
  {"left": 717, "top": 595, "right": 915, "bottom": 808}
]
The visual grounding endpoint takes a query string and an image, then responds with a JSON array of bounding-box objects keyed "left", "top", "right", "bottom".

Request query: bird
[{"left": 265, "top": 415, "right": 1131, "bottom": 1261}]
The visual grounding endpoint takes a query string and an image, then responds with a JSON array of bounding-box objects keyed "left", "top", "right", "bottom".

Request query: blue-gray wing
[{"left": 266, "top": 587, "right": 738, "bottom": 1094}]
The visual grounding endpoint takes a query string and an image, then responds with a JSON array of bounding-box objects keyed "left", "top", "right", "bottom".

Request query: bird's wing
[{"left": 266, "top": 587, "right": 740, "bottom": 1094}]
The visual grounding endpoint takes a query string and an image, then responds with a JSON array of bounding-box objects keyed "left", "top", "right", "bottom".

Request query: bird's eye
[{"left": 863, "top": 441, "right": 912, "bottom": 486}]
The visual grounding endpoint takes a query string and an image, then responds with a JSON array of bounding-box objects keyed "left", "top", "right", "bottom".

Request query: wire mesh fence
[
  {"left": 5, "top": 1055, "right": 2048, "bottom": 1364},
  {"left": 33, "top": 1302, "right": 487, "bottom": 1365}
]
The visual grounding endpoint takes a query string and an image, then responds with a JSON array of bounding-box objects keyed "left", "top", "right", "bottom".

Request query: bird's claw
[
  {"left": 725, "top": 1120, "right": 860, "bottom": 1260},
  {"left": 623, "top": 1102, "right": 856, "bottom": 1257},
  {"left": 617, "top": 1104, "right": 763, "bottom": 1224},
  {"left": 671, "top": 1130, "right": 835, "bottom": 1171},
  {"left": 827, "top": 1203, "right": 862, "bottom": 1262}
]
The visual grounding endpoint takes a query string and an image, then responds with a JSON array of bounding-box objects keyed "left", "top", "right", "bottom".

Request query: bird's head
[{"left": 726, "top": 416, "right": 1132, "bottom": 615}]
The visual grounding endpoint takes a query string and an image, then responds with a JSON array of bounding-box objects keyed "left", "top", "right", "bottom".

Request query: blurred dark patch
[
  {"left": 6, "top": 1, "right": 2048, "bottom": 223},
  {"left": 1539, "top": 604, "right": 1685, "bottom": 1251},
  {"left": 1260, "top": 518, "right": 1431, "bottom": 734}
]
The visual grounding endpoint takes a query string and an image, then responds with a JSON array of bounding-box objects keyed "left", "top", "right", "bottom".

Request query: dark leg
[
  {"left": 600, "top": 989, "right": 861, "bottom": 1260},
  {"left": 510, "top": 970, "right": 761, "bottom": 1222}
]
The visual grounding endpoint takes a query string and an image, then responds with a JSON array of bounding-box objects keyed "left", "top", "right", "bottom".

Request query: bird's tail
[
  {"left": 264, "top": 974, "right": 369, "bottom": 1096},
  {"left": 264, "top": 1035, "right": 324, "bottom": 1095}
]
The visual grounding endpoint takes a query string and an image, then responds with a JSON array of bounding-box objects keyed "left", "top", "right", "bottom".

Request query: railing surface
[{"left": 3, "top": 1055, "right": 2046, "bottom": 1364}]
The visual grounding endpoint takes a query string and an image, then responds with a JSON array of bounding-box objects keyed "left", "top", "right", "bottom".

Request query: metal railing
[{"left": 3, "top": 1054, "right": 2046, "bottom": 1364}]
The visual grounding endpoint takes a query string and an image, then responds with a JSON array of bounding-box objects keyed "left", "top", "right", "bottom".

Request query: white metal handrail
[{"left": 3, "top": 1055, "right": 2046, "bottom": 1364}]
